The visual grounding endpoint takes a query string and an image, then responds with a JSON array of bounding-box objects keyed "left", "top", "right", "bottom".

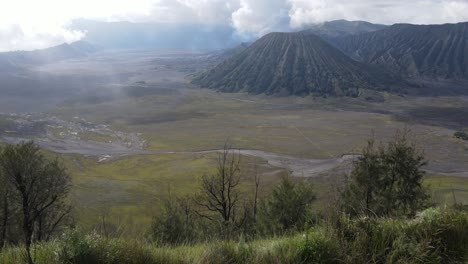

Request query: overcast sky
[{"left": 1, "top": 0, "right": 468, "bottom": 52}]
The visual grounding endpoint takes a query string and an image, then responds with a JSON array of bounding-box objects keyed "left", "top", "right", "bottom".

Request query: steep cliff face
[
  {"left": 333, "top": 22, "right": 468, "bottom": 79},
  {"left": 192, "top": 32, "right": 395, "bottom": 96}
]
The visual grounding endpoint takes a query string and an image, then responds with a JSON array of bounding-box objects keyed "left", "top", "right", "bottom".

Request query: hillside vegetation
[
  {"left": 0, "top": 207, "right": 467, "bottom": 264},
  {"left": 0, "top": 131, "right": 467, "bottom": 263}
]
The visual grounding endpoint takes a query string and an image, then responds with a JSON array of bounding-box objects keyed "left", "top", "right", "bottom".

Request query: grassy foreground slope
[{"left": 1, "top": 207, "right": 467, "bottom": 264}]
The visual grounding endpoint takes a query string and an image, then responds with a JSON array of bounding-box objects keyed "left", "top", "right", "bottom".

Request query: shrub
[
  {"left": 57, "top": 229, "right": 156, "bottom": 264},
  {"left": 454, "top": 131, "right": 468, "bottom": 140},
  {"left": 257, "top": 175, "right": 316, "bottom": 235},
  {"left": 200, "top": 241, "right": 253, "bottom": 264},
  {"left": 337, "top": 208, "right": 468, "bottom": 264},
  {"left": 297, "top": 228, "right": 340, "bottom": 264},
  {"left": 149, "top": 197, "right": 198, "bottom": 246}
]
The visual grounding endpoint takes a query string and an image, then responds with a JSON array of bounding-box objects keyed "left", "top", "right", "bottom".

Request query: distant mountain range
[
  {"left": 0, "top": 41, "right": 98, "bottom": 71},
  {"left": 192, "top": 32, "right": 397, "bottom": 96},
  {"left": 1, "top": 19, "right": 467, "bottom": 97},
  {"left": 331, "top": 22, "right": 468, "bottom": 79},
  {"left": 302, "top": 19, "right": 387, "bottom": 41}
]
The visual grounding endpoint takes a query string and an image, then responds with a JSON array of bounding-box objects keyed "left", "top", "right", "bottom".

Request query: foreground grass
[
  {"left": 0, "top": 235, "right": 312, "bottom": 264},
  {"left": 1, "top": 208, "right": 467, "bottom": 264}
]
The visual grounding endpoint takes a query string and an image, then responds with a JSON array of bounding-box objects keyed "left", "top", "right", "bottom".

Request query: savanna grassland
[
  {"left": 1, "top": 50, "right": 467, "bottom": 237},
  {"left": 53, "top": 88, "right": 468, "bottom": 235}
]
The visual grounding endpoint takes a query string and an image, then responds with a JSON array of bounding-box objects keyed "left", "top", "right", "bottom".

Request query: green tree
[
  {"left": 341, "top": 130, "right": 429, "bottom": 217},
  {"left": 258, "top": 175, "right": 316, "bottom": 234},
  {"left": 0, "top": 141, "right": 71, "bottom": 264},
  {"left": 381, "top": 131, "right": 429, "bottom": 216},
  {"left": 150, "top": 196, "right": 197, "bottom": 245},
  {"left": 340, "top": 139, "right": 386, "bottom": 216}
]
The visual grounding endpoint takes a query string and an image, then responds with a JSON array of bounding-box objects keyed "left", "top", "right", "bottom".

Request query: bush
[
  {"left": 200, "top": 241, "right": 253, "bottom": 264},
  {"left": 297, "top": 228, "right": 340, "bottom": 264},
  {"left": 337, "top": 208, "right": 468, "bottom": 264},
  {"left": 454, "top": 131, "right": 468, "bottom": 140},
  {"left": 257, "top": 175, "right": 316, "bottom": 235},
  {"left": 57, "top": 229, "right": 156, "bottom": 264},
  {"left": 413, "top": 207, "right": 468, "bottom": 262},
  {"left": 149, "top": 197, "right": 199, "bottom": 246}
]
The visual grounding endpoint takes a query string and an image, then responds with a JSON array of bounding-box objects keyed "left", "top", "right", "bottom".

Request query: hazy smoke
[
  {"left": 0, "top": 24, "right": 84, "bottom": 52},
  {"left": 1, "top": 0, "right": 468, "bottom": 51},
  {"left": 232, "top": 0, "right": 291, "bottom": 35}
]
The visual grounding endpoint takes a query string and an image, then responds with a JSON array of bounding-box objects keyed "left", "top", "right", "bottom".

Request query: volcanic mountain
[
  {"left": 192, "top": 32, "right": 396, "bottom": 96},
  {"left": 332, "top": 22, "right": 468, "bottom": 79}
]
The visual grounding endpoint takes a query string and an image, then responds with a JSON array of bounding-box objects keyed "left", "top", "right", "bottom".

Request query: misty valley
[{"left": 0, "top": 17, "right": 467, "bottom": 264}]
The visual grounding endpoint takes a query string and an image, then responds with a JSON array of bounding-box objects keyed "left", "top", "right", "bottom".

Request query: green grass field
[
  {"left": 39, "top": 88, "right": 468, "bottom": 236},
  {"left": 54, "top": 149, "right": 468, "bottom": 237},
  {"left": 425, "top": 176, "right": 468, "bottom": 205},
  {"left": 2, "top": 79, "right": 467, "bottom": 237},
  {"left": 59, "top": 152, "right": 284, "bottom": 236},
  {"left": 51, "top": 88, "right": 468, "bottom": 164}
]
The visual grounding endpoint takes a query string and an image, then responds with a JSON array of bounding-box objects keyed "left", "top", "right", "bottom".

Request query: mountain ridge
[
  {"left": 332, "top": 21, "right": 468, "bottom": 79},
  {"left": 302, "top": 20, "right": 388, "bottom": 41},
  {"left": 0, "top": 41, "right": 99, "bottom": 70}
]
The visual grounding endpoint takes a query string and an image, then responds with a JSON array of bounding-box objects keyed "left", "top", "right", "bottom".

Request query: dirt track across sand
[
  {"left": 4, "top": 136, "right": 465, "bottom": 178},
  {"left": 2, "top": 135, "right": 355, "bottom": 177}
]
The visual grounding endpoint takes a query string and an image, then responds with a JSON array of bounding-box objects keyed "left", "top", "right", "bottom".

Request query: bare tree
[
  {"left": 253, "top": 165, "right": 260, "bottom": 220},
  {"left": 0, "top": 141, "right": 71, "bottom": 264},
  {"left": 195, "top": 142, "right": 242, "bottom": 232},
  {"left": 35, "top": 202, "right": 73, "bottom": 242}
]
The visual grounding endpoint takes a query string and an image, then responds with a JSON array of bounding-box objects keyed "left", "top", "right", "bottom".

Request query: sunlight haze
[{"left": 1, "top": 0, "right": 468, "bottom": 51}]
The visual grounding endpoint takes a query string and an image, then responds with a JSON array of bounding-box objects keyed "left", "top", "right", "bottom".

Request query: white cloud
[
  {"left": 0, "top": 23, "right": 85, "bottom": 52},
  {"left": 144, "top": 0, "right": 239, "bottom": 25},
  {"left": 0, "top": 0, "right": 154, "bottom": 51},
  {"left": 288, "top": 0, "right": 468, "bottom": 28},
  {"left": 232, "top": 0, "right": 291, "bottom": 35},
  {"left": 0, "top": 0, "right": 467, "bottom": 51}
]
